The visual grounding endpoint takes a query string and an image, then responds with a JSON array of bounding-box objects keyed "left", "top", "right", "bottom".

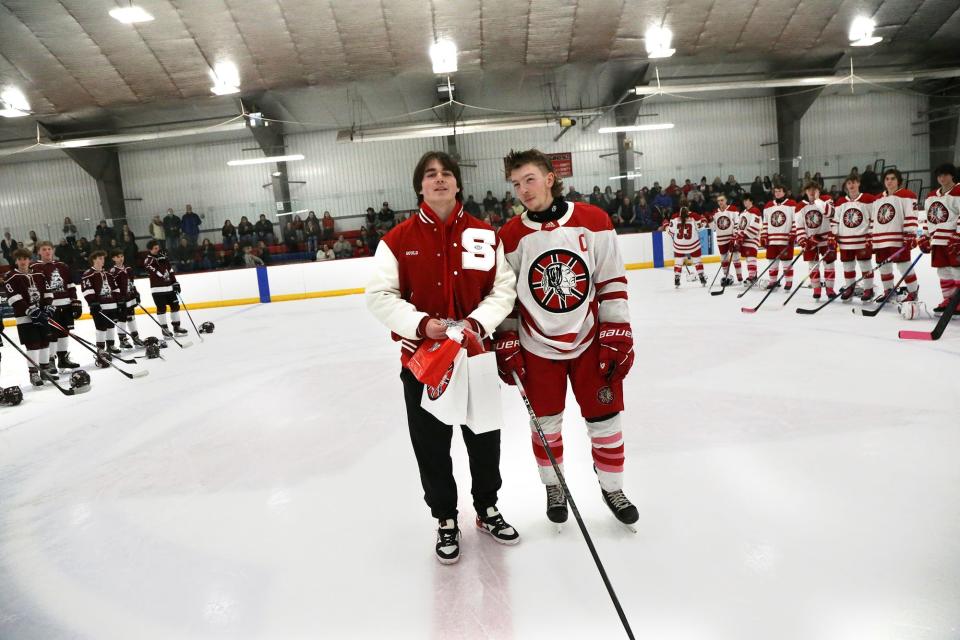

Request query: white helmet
[{"left": 898, "top": 301, "right": 924, "bottom": 320}]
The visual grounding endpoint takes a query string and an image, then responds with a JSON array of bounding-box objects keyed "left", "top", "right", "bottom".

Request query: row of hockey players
[
  {"left": 1, "top": 240, "right": 187, "bottom": 389},
  {"left": 662, "top": 164, "right": 959, "bottom": 311}
]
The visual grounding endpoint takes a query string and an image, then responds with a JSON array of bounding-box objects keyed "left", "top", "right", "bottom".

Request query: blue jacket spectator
[{"left": 181, "top": 205, "right": 201, "bottom": 245}]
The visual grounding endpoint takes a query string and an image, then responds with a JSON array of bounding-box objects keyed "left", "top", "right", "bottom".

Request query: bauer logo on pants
[
  {"left": 842, "top": 208, "right": 864, "bottom": 228},
  {"left": 927, "top": 201, "right": 949, "bottom": 224},
  {"left": 528, "top": 249, "right": 590, "bottom": 313},
  {"left": 876, "top": 203, "right": 896, "bottom": 225}
]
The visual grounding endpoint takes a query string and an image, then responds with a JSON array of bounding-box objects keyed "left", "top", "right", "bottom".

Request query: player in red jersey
[
  {"left": 31, "top": 240, "right": 81, "bottom": 369},
  {"left": 735, "top": 193, "right": 763, "bottom": 283},
  {"left": 761, "top": 185, "right": 797, "bottom": 290},
  {"left": 794, "top": 182, "right": 837, "bottom": 300},
  {"left": 833, "top": 174, "right": 878, "bottom": 301},
  {"left": 873, "top": 168, "right": 919, "bottom": 303},
  {"left": 919, "top": 163, "right": 960, "bottom": 312},
  {"left": 496, "top": 149, "right": 638, "bottom": 529},
  {"left": 661, "top": 207, "right": 707, "bottom": 288},
  {"left": 3, "top": 248, "right": 54, "bottom": 386},
  {"left": 366, "top": 151, "right": 519, "bottom": 564}
]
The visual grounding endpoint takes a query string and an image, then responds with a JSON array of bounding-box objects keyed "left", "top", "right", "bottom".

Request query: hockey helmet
[
  {"left": 143, "top": 336, "right": 160, "bottom": 346},
  {"left": 145, "top": 343, "right": 161, "bottom": 359},
  {"left": 199, "top": 321, "right": 215, "bottom": 334},
  {"left": 70, "top": 370, "right": 91, "bottom": 389},
  {"left": 898, "top": 301, "right": 924, "bottom": 320},
  {"left": 2, "top": 385, "right": 23, "bottom": 406}
]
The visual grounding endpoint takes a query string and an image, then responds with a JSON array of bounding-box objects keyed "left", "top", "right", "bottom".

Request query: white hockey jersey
[
  {"left": 872, "top": 189, "right": 918, "bottom": 249},
  {"left": 923, "top": 185, "right": 960, "bottom": 247},
  {"left": 497, "top": 201, "right": 629, "bottom": 360},
  {"left": 664, "top": 213, "right": 704, "bottom": 254},
  {"left": 736, "top": 206, "right": 763, "bottom": 250},
  {"left": 709, "top": 206, "right": 738, "bottom": 244},
  {"left": 832, "top": 193, "right": 876, "bottom": 250},
  {"left": 762, "top": 199, "right": 797, "bottom": 246},
  {"left": 794, "top": 196, "right": 833, "bottom": 247}
]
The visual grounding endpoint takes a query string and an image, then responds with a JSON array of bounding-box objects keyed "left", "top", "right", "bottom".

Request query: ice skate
[
  {"left": 95, "top": 350, "right": 111, "bottom": 368},
  {"left": 131, "top": 334, "right": 145, "bottom": 347},
  {"left": 161, "top": 326, "right": 173, "bottom": 338},
  {"left": 173, "top": 325, "right": 189, "bottom": 337},
  {"left": 860, "top": 288, "right": 875, "bottom": 302},
  {"left": 42, "top": 361, "right": 59, "bottom": 380},
  {"left": 475, "top": 506, "right": 520, "bottom": 545},
  {"left": 674, "top": 274, "right": 680, "bottom": 288},
  {"left": 435, "top": 519, "right": 460, "bottom": 565},
  {"left": 720, "top": 276, "right": 734, "bottom": 287},
  {"left": 57, "top": 352, "right": 79, "bottom": 369},
  {"left": 826, "top": 287, "right": 838, "bottom": 299},
  {"left": 118, "top": 334, "right": 133, "bottom": 349},
  {"left": 106, "top": 341, "right": 122, "bottom": 355},
  {"left": 29, "top": 367, "right": 43, "bottom": 387},
  {"left": 841, "top": 286, "right": 855, "bottom": 301},
  {"left": 601, "top": 488, "right": 639, "bottom": 533},
  {"left": 545, "top": 484, "right": 568, "bottom": 531},
  {"left": 698, "top": 272, "right": 707, "bottom": 286}
]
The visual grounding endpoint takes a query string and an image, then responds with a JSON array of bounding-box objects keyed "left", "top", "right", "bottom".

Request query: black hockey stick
[
  {"left": 64, "top": 315, "right": 141, "bottom": 365},
  {"left": 0, "top": 332, "right": 90, "bottom": 395},
  {"left": 741, "top": 251, "right": 805, "bottom": 313},
  {"left": 707, "top": 249, "right": 735, "bottom": 295},
  {"left": 96, "top": 311, "right": 147, "bottom": 352},
  {"left": 47, "top": 318, "right": 147, "bottom": 379},
  {"left": 176, "top": 293, "right": 204, "bottom": 342},
  {"left": 736, "top": 246, "right": 791, "bottom": 298},
  {"left": 899, "top": 286, "right": 960, "bottom": 341},
  {"left": 511, "top": 371, "right": 636, "bottom": 640},
  {"left": 854, "top": 253, "right": 923, "bottom": 317},
  {"left": 796, "top": 245, "right": 908, "bottom": 315},
  {"left": 137, "top": 304, "right": 193, "bottom": 348},
  {"left": 777, "top": 256, "right": 826, "bottom": 308}
]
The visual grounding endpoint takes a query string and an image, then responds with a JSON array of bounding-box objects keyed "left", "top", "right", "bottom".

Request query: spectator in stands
[
  {"left": 828, "top": 184, "right": 840, "bottom": 199},
  {"left": 682, "top": 179, "right": 694, "bottom": 196},
  {"left": 615, "top": 195, "right": 635, "bottom": 227},
  {"left": 175, "top": 237, "right": 194, "bottom": 272},
  {"left": 24, "top": 230, "right": 39, "bottom": 258},
  {"left": 364, "top": 207, "right": 378, "bottom": 231},
  {"left": 90, "top": 235, "right": 107, "bottom": 254},
  {"left": 181, "top": 204, "right": 202, "bottom": 246},
  {"left": 94, "top": 220, "right": 114, "bottom": 244},
  {"left": 501, "top": 190, "right": 513, "bottom": 215},
  {"left": 860, "top": 162, "right": 882, "bottom": 194},
  {"left": 378, "top": 202, "right": 395, "bottom": 231},
  {"left": 333, "top": 234, "right": 352, "bottom": 259},
  {"left": 648, "top": 181, "right": 662, "bottom": 199},
  {"left": 292, "top": 214, "right": 305, "bottom": 242},
  {"left": 197, "top": 238, "right": 216, "bottom": 271},
  {"left": 305, "top": 212, "right": 321, "bottom": 254},
  {"left": 316, "top": 243, "right": 335, "bottom": 261},
  {"left": 652, "top": 189, "right": 674, "bottom": 218},
  {"left": 283, "top": 222, "right": 299, "bottom": 252},
  {"left": 221, "top": 219, "right": 238, "bottom": 251},
  {"left": 149, "top": 215, "right": 165, "bottom": 245},
  {"left": 120, "top": 228, "right": 138, "bottom": 270},
  {"left": 75, "top": 237, "right": 90, "bottom": 264},
  {"left": 363, "top": 224, "right": 379, "bottom": 253},
  {"left": 2, "top": 231, "right": 18, "bottom": 265},
  {"left": 724, "top": 175, "right": 742, "bottom": 202},
  {"left": 688, "top": 188, "right": 705, "bottom": 214},
  {"left": 664, "top": 178, "right": 681, "bottom": 197},
  {"left": 603, "top": 185, "right": 615, "bottom": 205},
  {"left": 63, "top": 217, "right": 78, "bottom": 245},
  {"left": 322, "top": 211, "right": 335, "bottom": 242},
  {"left": 163, "top": 208, "right": 181, "bottom": 255},
  {"left": 589, "top": 185, "right": 604, "bottom": 207},
  {"left": 566, "top": 185, "right": 581, "bottom": 202},
  {"left": 254, "top": 214, "right": 275, "bottom": 245},
  {"left": 257, "top": 241, "right": 272, "bottom": 266},
  {"left": 763, "top": 175, "right": 772, "bottom": 192},
  {"left": 242, "top": 245, "right": 264, "bottom": 267},
  {"left": 354, "top": 239, "right": 369, "bottom": 258},
  {"left": 482, "top": 190, "right": 500, "bottom": 215},
  {"left": 464, "top": 195, "right": 481, "bottom": 216},
  {"left": 710, "top": 176, "right": 724, "bottom": 195},
  {"left": 749, "top": 176, "right": 765, "bottom": 204},
  {"left": 697, "top": 177, "right": 709, "bottom": 197},
  {"left": 56, "top": 238, "right": 77, "bottom": 266},
  {"left": 813, "top": 172, "right": 824, "bottom": 190},
  {"left": 635, "top": 195, "right": 653, "bottom": 229},
  {"left": 237, "top": 216, "right": 254, "bottom": 245}
]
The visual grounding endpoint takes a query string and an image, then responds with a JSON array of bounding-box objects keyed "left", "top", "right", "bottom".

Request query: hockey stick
[
  {"left": 737, "top": 246, "right": 790, "bottom": 298},
  {"left": 0, "top": 332, "right": 90, "bottom": 395},
  {"left": 176, "top": 293, "right": 204, "bottom": 342},
  {"left": 46, "top": 318, "right": 148, "bottom": 379},
  {"left": 707, "top": 249, "right": 731, "bottom": 294},
  {"left": 511, "top": 370, "right": 636, "bottom": 640},
  {"left": 796, "top": 245, "right": 908, "bottom": 315},
  {"left": 778, "top": 256, "right": 826, "bottom": 308},
  {"left": 96, "top": 311, "right": 146, "bottom": 350},
  {"left": 898, "top": 286, "right": 960, "bottom": 341},
  {"left": 62, "top": 315, "right": 141, "bottom": 365},
  {"left": 741, "top": 250, "right": 805, "bottom": 313},
  {"left": 137, "top": 304, "right": 193, "bottom": 348},
  {"left": 854, "top": 253, "right": 923, "bottom": 317}
]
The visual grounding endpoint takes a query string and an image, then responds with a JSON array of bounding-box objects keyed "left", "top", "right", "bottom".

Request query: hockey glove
[
  {"left": 71, "top": 299, "right": 82, "bottom": 320},
  {"left": 493, "top": 331, "right": 525, "bottom": 385},
  {"left": 865, "top": 240, "right": 873, "bottom": 254},
  {"left": 917, "top": 234, "right": 931, "bottom": 254},
  {"left": 172, "top": 281, "right": 181, "bottom": 294},
  {"left": 134, "top": 291, "right": 141, "bottom": 304},
  {"left": 88, "top": 303, "right": 101, "bottom": 318},
  {"left": 903, "top": 234, "right": 917, "bottom": 250},
  {"left": 804, "top": 237, "right": 819, "bottom": 252},
  {"left": 598, "top": 322, "right": 634, "bottom": 383},
  {"left": 27, "top": 305, "right": 45, "bottom": 325}
]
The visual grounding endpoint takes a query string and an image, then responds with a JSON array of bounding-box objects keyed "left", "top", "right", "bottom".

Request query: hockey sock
[
  {"left": 586, "top": 414, "right": 624, "bottom": 492},
  {"left": 96, "top": 342, "right": 105, "bottom": 351},
  {"left": 107, "top": 328, "right": 117, "bottom": 343},
  {"left": 531, "top": 414, "right": 563, "bottom": 486},
  {"left": 128, "top": 318, "right": 140, "bottom": 335},
  {"left": 157, "top": 313, "right": 166, "bottom": 328},
  {"left": 27, "top": 349, "right": 39, "bottom": 365},
  {"left": 858, "top": 260, "right": 874, "bottom": 291},
  {"left": 95, "top": 330, "right": 106, "bottom": 343},
  {"left": 878, "top": 262, "right": 894, "bottom": 294},
  {"left": 733, "top": 254, "right": 743, "bottom": 280},
  {"left": 694, "top": 258, "right": 704, "bottom": 275},
  {"left": 785, "top": 264, "right": 794, "bottom": 287},
  {"left": 171, "top": 311, "right": 181, "bottom": 325},
  {"left": 769, "top": 258, "right": 779, "bottom": 281},
  {"left": 824, "top": 264, "right": 836, "bottom": 289},
  {"left": 808, "top": 260, "right": 821, "bottom": 293},
  {"left": 721, "top": 254, "right": 731, "bottom": 275},
  {"left": 38, "top": 347, "right": 49, "bottom": 366},
  {"left": 674, "top": 256, "right": 683, "bottom": 275},
  {"left": 57, "top": 336, "right": 69, "bottom": 352},
  {"left": 899, "top": 260, "right": 918, "bottom": 293},
  {"left": 747, "top": 257, "right": 757, "bottom": 279},
  {"left": 842, "top": 261, "right": 856, "bottom": 288}
]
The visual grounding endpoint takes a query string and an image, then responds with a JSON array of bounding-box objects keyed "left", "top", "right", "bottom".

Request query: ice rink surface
[{"left": 2, "top": 261, "right": 959, "bottom": 640}]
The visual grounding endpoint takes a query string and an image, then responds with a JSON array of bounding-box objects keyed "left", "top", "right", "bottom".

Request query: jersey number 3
[{"left": 461, "top": 229, "right": 496, "bottom": 271}]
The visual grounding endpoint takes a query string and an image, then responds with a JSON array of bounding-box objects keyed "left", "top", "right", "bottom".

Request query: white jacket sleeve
[
  {"left": 365, "top": 241, "right": 427, "bottom": 340},
  {"left": 467, "top": 243, "right": 517, "bottom": 337}
]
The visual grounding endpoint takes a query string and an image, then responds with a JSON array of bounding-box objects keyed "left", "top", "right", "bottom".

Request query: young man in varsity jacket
[{"left": 366, "top": 151, "right": 519, "bottom": 564}]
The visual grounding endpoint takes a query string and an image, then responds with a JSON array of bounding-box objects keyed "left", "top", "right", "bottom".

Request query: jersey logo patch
[
  {"left": 528, "top": 249, "right": 590, "bottom": 313},
  {"left": 597, "top": 386, "right": 614, "bottom": 405},
  {"left": 842, "top": 208, "right": 864, "bottom": 228},
  {"left": 927, "top": 201, "right": 949, "bottom": 224},
  {"left": 738, "top": 217, "right": 749, "bottom": 231},
  {"left": 426, "top": 362, "right": 454, "bottom": 400},
  {"left": 48, "top": 268, "right": 64, "bottom": 292},
  {"left": 716, "top": 216, "right": 731, "bottom": 230},
  {"left": 876, "top": 203, "right": 896, "bottom": 225},
  {"left": 804, "top": 210, "right": 823, "bottom": 229},
  {"left": 770, "top": 211, "right": 787, "bottom": 228}
]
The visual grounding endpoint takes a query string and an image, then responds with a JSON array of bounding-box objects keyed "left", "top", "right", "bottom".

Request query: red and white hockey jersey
[
  {"left": 794, "top": 196, "right": 834, "bottom": 247},
  {"left": 664, "top": 213, "right": 703, "bottom": 254},
  {"left": 498, "top": 201, "right": 629, "bottom": 360},
  {"left": 762, "top": 198, "right": 797, "bottom": 246},
  {"left": 872, "top": 189, "right": 918, "bottom": 249},
  {"left": 708, "top": 206, "right": 738, "bottom": 245},
  {"left": 832, "top": 193, "right": 876, "bottom": 250},
  {"left": 922, "top": 185, "right": 960, "bottom": 247},
  {"left": 736, "top": 206, "right": 763, "bottom": 250}
]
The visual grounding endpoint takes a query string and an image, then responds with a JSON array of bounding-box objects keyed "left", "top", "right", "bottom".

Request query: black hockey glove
[
  {"left": 172, "top": 282, "right": 181, "bottom": 294},
  {"left": 88, "top": 303, "right": 101, "bottom": 318},
  {"left": 71, "top": 300, "right": 83, "bottom": 319}
]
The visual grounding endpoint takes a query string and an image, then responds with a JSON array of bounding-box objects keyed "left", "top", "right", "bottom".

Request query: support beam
[
  {"left": 928, "top": 86, "right": 960, "bottom": 180},
  {"left": 240, "top": 97, "right": 291, "bottom": 214},
  {"left": 610, "top": 66, "right": 651, "bottom": 197},
  {"left": 774, "top": 86, "right": 824, "bottom": 194}
]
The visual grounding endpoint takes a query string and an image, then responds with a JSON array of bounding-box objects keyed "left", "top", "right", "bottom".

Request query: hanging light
[
  {"left": 0, "top": 87, "right": 30, "bottom": 118},
  {"left": 598, "top": 123, "right": 674, "bottom": 134},
  {"left": 109, "top": 5, "right": 154, "bottom": 24},
  {"left": 430, "top": 39, "right": 458, "bottom": 74},
  {"left": 849, "top": 16, "right": 882, "bottom": 47},
  {"left": 210, "top": 61, "right": 240, "bottom": 95},
  {"left": 645, "top": 26, "right": 675, "bottom": 59}
]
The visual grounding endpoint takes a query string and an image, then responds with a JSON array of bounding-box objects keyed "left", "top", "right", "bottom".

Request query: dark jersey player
[
  {"left": 143, "top": 240, "right": 188, "bottom": 337},
  {"left": 31, "top": 240, "right": 81, "bottom": 370},
  {"left": 3, "top": 248, "right": 55, "bottom": 386},
  {"left": 81, "top": 250, "right": 123, "bottom": 365},
  {"left": 109, "top": 249, "right": 144, "bottom": 348}
]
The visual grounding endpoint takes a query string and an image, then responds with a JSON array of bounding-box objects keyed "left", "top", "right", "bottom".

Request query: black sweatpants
[{"left": 400, "top": 367, "right": 502, "bottom": 521}]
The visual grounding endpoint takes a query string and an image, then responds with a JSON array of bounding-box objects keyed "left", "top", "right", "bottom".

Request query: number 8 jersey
[{"left": 497, "top": 200, "right": 630, "bottom": 360}]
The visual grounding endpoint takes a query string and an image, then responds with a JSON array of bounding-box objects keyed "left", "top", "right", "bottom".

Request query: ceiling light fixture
[
  {"left": 609, "top": 173, "right": 643, "bottom": 180},
  {"left": 430, "top": 39, "right": 458, "bottom": 74},
  {"left": 59, "top": 139, "right": 94, "bottom": 148},
  {"left": 598, "top": 123, "right": 674, "bottom": 134},
  {"left": 0, "top": 87, "right": 30, "bottom": 118},
  {"left": 849, "top": 16, "right": 882, "bottom": 47},
  {"left": 210, "top": 61, "right": 240, "bottom": 96},
  {"left": 337, "top": 114, "right": 589, "bottom": 143},
  {"left": 108, "top": 5, "right": 154, "bottom": 24},
  {"left": 645, "top": 26, "right": 675, "bottom": 59},
  {"left": 227, "top": 154, "right": 304, "bottom": 167}
]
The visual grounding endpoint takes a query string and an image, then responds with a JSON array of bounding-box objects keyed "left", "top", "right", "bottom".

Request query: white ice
[{"left": 1, "top": 261, "right": 959, "bottom": 640}]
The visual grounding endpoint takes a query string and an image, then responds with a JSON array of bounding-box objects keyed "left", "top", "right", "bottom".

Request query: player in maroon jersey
[
  {"left": 3, "top": 248, "right": 55, "bottom": 386},
  {"left": 143, "top": 241, "right": 188, "bottom": 337},
  {"left": 81, "top": 250, "right": 122, "bottom": 364},
  {"left": 31, "top": 240, "right": 81, "bottom": 369},
  {"left": 109, "top": 249, "right": 144, "bottom": 348},
  {"left": 366, "top": 151, "right": 518, "bottom": 564}
]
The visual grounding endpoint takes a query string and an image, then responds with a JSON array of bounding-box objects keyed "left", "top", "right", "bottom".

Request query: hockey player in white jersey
[
  {"left": 873, "top": 168, "right": 919, "bottom": 303},
  {"left": 794, "top": 181, "right": 837, "bottom": 300},
  {"left": 495, "top": 149, "right": 638, "bottom": 529},
  {"left": 707, "top": 194, "right": 742, "bottom": 285}
]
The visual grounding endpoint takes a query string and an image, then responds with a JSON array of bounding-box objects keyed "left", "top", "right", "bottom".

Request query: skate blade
[
  {"left": 130, "top": 369, "right": 149, "bottom": 378},
  {"left": 618, "top": 521, "right": 638, "bottom": 534}
]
